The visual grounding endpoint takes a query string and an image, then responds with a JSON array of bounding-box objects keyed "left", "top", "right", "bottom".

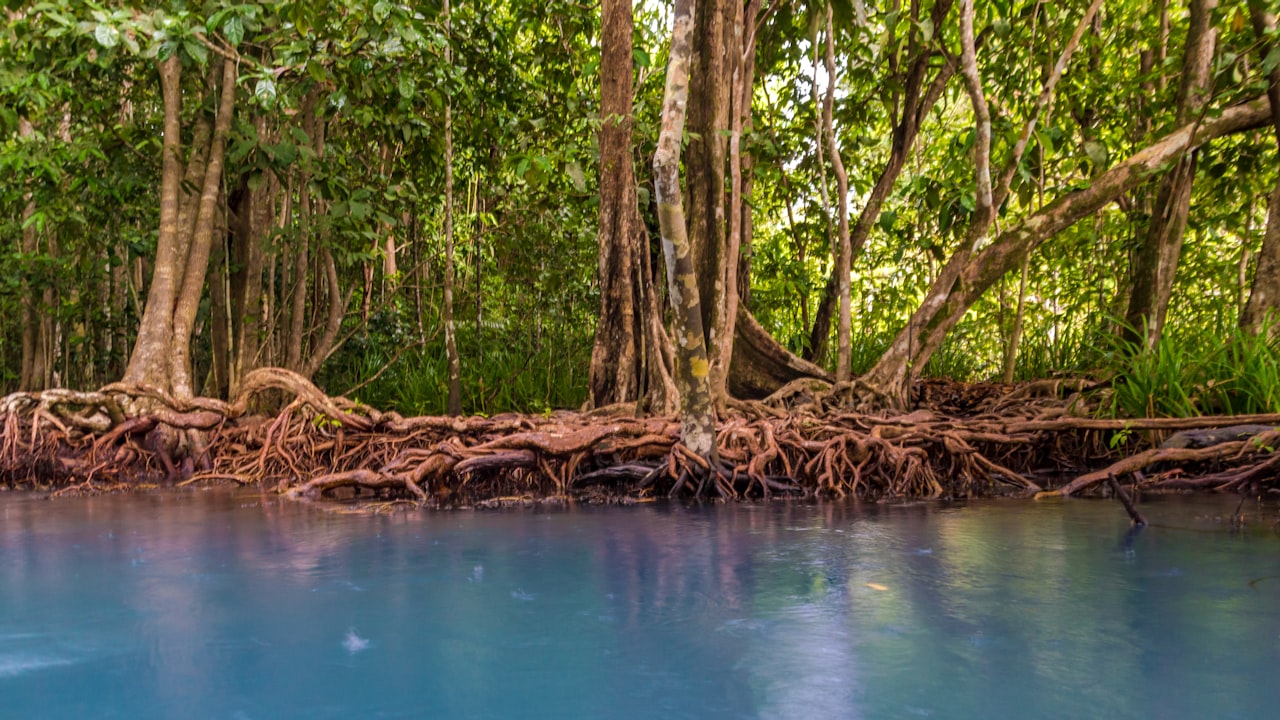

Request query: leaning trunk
[{"left": 863, "top": 96, "right": 1273, "bottom": 404}]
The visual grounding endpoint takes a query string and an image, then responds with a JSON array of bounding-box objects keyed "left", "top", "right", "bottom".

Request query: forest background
[{"left": 3, "top": 0, "right": 1279, "bottom": 425}]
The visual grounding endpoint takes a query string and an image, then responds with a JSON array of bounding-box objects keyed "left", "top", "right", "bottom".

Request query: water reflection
[{"left": 1, "top": 492, "right": 1279, "bottom": 719}]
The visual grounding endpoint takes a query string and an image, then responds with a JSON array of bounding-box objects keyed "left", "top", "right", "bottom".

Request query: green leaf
[
  {"left": 397, "top": 74, "right": 415, "bottom": 99},
  {"left": 223, "top": 16, "right": 244, "bottom": 47},
  {"left": 1084, "top": 140, "right": 1109, "bottom": 168},
  {"left": 183, "top": 39, "right": 208, "bottom": 65},
  {"left": 254, "top": 77, "right": 277, "bottom": 105},
  {"left": 1265, "top": 46, "right": 1280, "bottom": 75},
  {"left": 373, "top": 0, "right": 392, "bottom": 22},
  {"left": 566, "top": 161, "right": 586, "bottom": 192},
  {"left": 633, "top": 47, "right": 651, "bottom": 68},
  {"left": 269, "top": 141, "right": 297, "bottom": 165},
  {"left": 94, "top": 24, "right": 119, "bottom": 49}
]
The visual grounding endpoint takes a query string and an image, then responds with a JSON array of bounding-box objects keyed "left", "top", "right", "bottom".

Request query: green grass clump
[{"left": 1100, "top": 320, "right": 1280, "bottom": 419}]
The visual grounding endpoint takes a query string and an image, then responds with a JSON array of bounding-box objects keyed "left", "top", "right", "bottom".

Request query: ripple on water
[{"left": 0, "top": 653, "right": 75, "bottom": 677}]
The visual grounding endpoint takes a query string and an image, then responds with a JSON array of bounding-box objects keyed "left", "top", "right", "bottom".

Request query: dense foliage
[{"left": 2, "top": 0, "right": 1278, "bottom": 417}]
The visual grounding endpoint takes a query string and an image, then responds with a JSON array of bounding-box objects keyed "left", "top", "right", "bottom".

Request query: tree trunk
[
  {"left": 227, "top": 163, "right": 272, "bottom": 393},
  {"left": 589, "top": 0, "right": 678, "bottom": 413},
  {"left": 862, "top": 0, "right": 1105, "bottom": 405},
  {"left": 206, "top": 196, "right": 231, "bottom": 399},
  {"left": 1002, "top": 255, "right": 1030, "bottom": 384},
  {"left": 122, "top": 56, "right": 237, "bottom": 400},
  {"left": 655, "top": 0, "right": 716, "bottom": 459},
  {"left": 709, "top": 0, "right": 753, "bottom": 404},
  {"left": 301, "top": 248, "right": 344, "bottom": 378},
  {"left": 805, "top": 0, "right": 957, "bottom": 365},
  {"left": 1124, "top": 0, "right": 1217, "bottom": 348},
  {"left": 169, "top": 59, "right": 237, "bottom": 399},
  {"left": 17, "top": 116, "right": 46, "bottom": 391},
  {"left": 287, "top": 97, "right": 320, "bottom": 372},
  {"left": 685, "top": 0, "right": 733, "bottom": 400},
  {"left": 1241, "top": 0, "right": 1280, "bottom": 335},
  {"left": 123, "top": 55, "right": 185, "bottom": 391},
  {"left": 822, "top": 6, "right": 853, "bottom": 382},
  {"left": 862, "top": 96, "right": 1272, "bottom": 404},
  {"left": 444, "top": 0, "right": 463, "bottom": 417}
]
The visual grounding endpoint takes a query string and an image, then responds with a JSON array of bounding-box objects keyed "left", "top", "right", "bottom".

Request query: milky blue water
[{"left": 2, "top": 491, "right": 1279, "bottom": 719}]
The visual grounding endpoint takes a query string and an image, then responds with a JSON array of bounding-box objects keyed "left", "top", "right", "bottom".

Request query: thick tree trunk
[
  {"left": 170, "top": 59, "right": 237, "bottom": 399},
  {"left": 444, "top": 0, "right": 463, "bottom": 417},
  {"left": 656, "top": 0, "right": 716, "bottom": 459},
  {"left": 1124, "top": 0, "right": 1217, "bottom": 348},
  {"left": 686, "top": 0, "right": 733, "bottom": 401},
  {"left": 589, "top": 0, "right": 678, "bottom": 413},
  {"left": 1241, "top": 0, "right": 1280, "bottom": 335},
  {"left": 123, "top": 55, "right": 185, "bottom": 390},
  {"left": 123, "top": 57, "right": 237, "bottom": 400}
]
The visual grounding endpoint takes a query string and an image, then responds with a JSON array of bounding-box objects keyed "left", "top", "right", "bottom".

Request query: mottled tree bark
[
  {"left": 655, "top": 0, "right": 716, "bottom": 459},
  {"left": 122, "top": 57, "right": 237, "bottom": 400},
  {"left": 686, "top": 0, "right": 733, "bottom": 402},
  {"left": 1124, "top": 0, "right": 1217, "bottom": 348},
  {"left": 1241, "top": 0, "right": 1280, "bottom": 335},
  {"left": 589, "top": 0, "right": 678, "bottom": 413}
]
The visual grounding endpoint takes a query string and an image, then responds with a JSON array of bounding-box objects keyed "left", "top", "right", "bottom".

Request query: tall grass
[
  {"left": 316, "top": 309, "right": 591, "bottom": 417},
  {"left": 1099, "top": 320, "right": 1280, "bottom": 418}
]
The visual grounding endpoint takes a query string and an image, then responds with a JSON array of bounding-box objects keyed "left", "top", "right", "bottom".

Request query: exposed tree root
[{"left": 3, "top": 370, "right": 1279, "bottom": 508}]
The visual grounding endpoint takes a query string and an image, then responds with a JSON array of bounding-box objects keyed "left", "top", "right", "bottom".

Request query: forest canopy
[{"left": 2, "top": 0, "right": 1279, "bottom": 422}]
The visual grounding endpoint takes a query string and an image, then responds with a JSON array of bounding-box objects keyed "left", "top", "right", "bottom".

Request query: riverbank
[{"left": 3, "top": 369, "right": 1279, "bottom": 508}]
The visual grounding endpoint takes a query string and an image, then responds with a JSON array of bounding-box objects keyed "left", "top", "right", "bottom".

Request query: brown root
[{"left": 5, "top": 370, "right": 1280, "bottom": 508}]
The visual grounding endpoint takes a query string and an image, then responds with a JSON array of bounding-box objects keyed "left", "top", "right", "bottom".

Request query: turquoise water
[{"left": 2, "top": 491, "right": 1279, "bottom": 719}]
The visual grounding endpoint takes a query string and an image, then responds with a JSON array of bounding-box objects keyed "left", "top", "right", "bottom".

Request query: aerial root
[{"left": 6, "top": 371, "right": 1280, "bottom": 506}]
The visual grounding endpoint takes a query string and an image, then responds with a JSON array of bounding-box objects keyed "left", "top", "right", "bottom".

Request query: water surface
[{"left": 2, "top": 491, "right": 1278, "bottom": 719}]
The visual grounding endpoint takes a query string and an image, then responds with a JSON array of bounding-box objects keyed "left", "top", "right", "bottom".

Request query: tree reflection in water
[{"left": 1, "top": 492, "right": 1279, "bottom": 720}]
